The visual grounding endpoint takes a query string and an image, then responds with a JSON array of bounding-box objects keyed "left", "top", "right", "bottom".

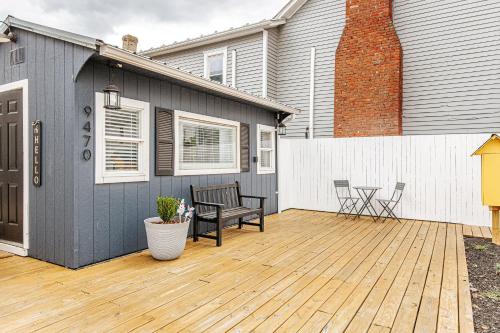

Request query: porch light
[
  {"left": 103, "top": 84, "right": 121, "bottom": 110},
  {"left": 0, "top": 21, "right": 17, "bottom": 43},
  {"left": 277, "top": 122, "right": 287, "bottom": 136}
]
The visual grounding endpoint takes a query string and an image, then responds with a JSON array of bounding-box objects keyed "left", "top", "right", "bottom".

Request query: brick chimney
[
  {"left": 334, "top": 0, "right": 403, "bottom": 137},
  {"left": 122, "top": 34, "right": 138, "bottom": 53}
]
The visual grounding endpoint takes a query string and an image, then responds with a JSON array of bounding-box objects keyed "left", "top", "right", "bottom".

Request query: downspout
[
  {"left": 262, "top": 30, "right": 268, "bottom": 98},
  {"left": 309, "top": 47, "right": 316, "bottom": 139}
]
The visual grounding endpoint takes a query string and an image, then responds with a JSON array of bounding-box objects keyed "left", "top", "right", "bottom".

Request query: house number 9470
[{"left": 82, "top": 106, "right": 92, "bottom": 161}]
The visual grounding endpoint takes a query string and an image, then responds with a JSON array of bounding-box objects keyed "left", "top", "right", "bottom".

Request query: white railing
[{"left": 278, "top": 134, "right": 492, "bottom": 226}]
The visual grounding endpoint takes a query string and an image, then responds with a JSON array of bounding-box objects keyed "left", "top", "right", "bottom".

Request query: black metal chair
[
  {"left": 377, "top": 182, "right": 406, "bottom": 223},
  {"left": 334, "top": 180, "right": 360, "bottom": 218}
]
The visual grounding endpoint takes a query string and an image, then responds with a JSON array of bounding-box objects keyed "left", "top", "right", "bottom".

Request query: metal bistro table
[{"left": 353, "top": 186, "right": 382, "bottom": 221}]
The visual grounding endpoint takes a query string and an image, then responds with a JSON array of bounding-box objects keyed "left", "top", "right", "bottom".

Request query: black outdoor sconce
[
  {"left": 276, "top": 112, "right": 287, "bottom": 136},
  {"left": 103, "top": 84, "right": 121, "bottom": 110},
  {"left": 277, "top": 122, "right": 287, "bottom": 136}
]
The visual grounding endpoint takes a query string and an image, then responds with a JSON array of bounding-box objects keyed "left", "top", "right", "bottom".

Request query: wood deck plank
[
  {"left": 437, "top": 223, "right": 459, "bottom": 333},
  {"left": 414, "top": 222, "right": 448, "bottom": 333},
  {"left": 0, "top": 210, "right": 475, "bottom": 333},
  {"left": 390, "top": 222, "right": 439, "bottom": 332},
  {"left": 455, "top": 224, "right": 475, "bottom": 333}
]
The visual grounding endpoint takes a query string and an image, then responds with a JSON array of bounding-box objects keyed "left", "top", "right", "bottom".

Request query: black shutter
[
  {"left": 156, "top": 107, "right": 175, "bottom": 176},
  {"left": 240, "top": 123, "right": 250, "bottom": 172}
]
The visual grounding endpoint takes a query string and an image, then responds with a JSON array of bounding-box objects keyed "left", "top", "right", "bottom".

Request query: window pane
[
  {"left": 260, "top": 131, "right": 273, "bottom": 149},
  {"left": 105, "top": 108, "right": 140, "bottom": 138},
  {"left": 208, "top": 54, "right": 224, "bottom": 83},
  {"left": 105, "top": 140, "right": 139, "bottom": 171},
  {"left": 179, "top": 119, "right": 236, "bottom": 170},
  {"left": 260, "top": 150, "right": 272, "bottom": 169}
]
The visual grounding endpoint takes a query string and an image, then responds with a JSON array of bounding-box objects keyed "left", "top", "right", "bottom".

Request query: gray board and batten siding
[
  {"left": 74, "top": 60, "right": 278, "bottom": 268},
  {"left": 0, "top": 27, "right": 94, "bottom": 268},
  {"left": 155, "top": 33, "right": 264, "bottom": 97}
]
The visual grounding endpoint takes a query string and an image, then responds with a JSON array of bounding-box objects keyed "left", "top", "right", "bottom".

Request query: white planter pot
[{"left": 144, "top": 217, "right": 190, "bottom": 260}]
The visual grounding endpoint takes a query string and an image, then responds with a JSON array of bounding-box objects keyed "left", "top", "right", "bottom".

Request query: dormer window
[{"left": 204, "top": 48, "right": 227, "bottom": 84}]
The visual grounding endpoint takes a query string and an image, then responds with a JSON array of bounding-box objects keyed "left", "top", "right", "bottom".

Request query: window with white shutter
[
  {"left": 257, "top": 124, "right": 276, "bottom": 174},
  {"left": 95, "top": 93, "right": 150, "bottom": 184},
  {"left": 174, "top": 110, "right": 240, "bottom": 176}
]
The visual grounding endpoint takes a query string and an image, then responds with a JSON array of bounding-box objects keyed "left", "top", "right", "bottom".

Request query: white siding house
[{"left": 141, "top": 0, "right": 500, "bottom": 138}]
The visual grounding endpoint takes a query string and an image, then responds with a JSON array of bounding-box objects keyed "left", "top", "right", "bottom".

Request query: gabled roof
[
  {"left": 2, "top": 15, "right": 300, "bottom": 115},
  {"left": 140, "top": 19, "right": 285, "bottom": 57},
  {"left": 100, "top": 45, "right": 299, "bottom": 114},
  {"left": 273, "top": 0, "right": 309, "bottom": 20},
  {"left": 140, "top": 0, "right": 311, "bottom": 57},
  {"left": 472, "top": 134, "right": 500, "bottom": 155},
  {"left": 2, "top": 15, "right": 99, "bottom": 50}
]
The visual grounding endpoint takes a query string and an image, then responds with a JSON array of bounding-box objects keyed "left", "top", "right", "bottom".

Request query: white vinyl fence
[{"left": 278, "top": 134, "right": 492, "bottom": 226}]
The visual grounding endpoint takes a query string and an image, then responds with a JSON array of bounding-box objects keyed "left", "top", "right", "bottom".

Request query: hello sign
[{"left": 32, "top": 121, "right": 42, "bottom": 187}]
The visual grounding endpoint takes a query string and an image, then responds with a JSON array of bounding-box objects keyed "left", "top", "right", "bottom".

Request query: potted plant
[{"left": 144, "top": 197, "right": 194, "bottom": 260}]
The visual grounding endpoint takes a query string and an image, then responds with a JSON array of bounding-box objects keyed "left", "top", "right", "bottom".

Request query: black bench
[{"left": 190, "top": 182, "right": 266, "bottom": 246}]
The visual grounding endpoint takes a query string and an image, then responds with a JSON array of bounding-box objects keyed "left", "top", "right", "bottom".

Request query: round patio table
[{"left": 353, "top": 186, "right": 382, "bottom": 221}]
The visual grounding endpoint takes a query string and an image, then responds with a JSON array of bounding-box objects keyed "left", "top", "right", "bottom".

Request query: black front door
[{"left": 0, "top": 89, "right": 23, "bottom": 244}]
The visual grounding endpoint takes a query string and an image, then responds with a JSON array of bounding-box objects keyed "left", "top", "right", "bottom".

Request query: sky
[{"left": 1, "top": 0, "right": 288, "bottom": 51}]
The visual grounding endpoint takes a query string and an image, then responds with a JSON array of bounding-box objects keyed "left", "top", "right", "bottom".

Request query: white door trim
[{"left": 0, "top": 79, "right": 29, "bottom": 256}]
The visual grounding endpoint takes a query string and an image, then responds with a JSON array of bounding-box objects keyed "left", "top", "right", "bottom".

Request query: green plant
[
  {"left": 472, "top": 244, "right": 489, "bottom": 251},
  {"left": 480, "top": 290, "right": 500, "bottom": 301},
  {"left": 157, "top": 196, "right": 180, "bottom": 223},
  {"left": 496, "top": 263, "right": 500, "bottom": 275}
]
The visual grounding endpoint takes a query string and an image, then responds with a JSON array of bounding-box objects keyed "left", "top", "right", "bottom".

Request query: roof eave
[
  {"left": 273, "top": 0, "right": 309, "bottom": 20},
  {"left": 140, "top": 19, "right": 286, "bottom": 58},
  {"left": 4, "top": 15, "right": 98, "bottom": 50},
  {"left": 100, "top": 44, "right": 300, "bottom": 115}
]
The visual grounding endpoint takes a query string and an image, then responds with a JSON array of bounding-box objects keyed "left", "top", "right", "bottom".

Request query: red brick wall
[{"left": 334, "top": 0, "right": 403, "bottom": 137}]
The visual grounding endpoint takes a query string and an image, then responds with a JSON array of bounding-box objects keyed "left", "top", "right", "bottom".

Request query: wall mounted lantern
[
  {"left": 276, "top": 113, "right": 288, "bottom": 136},
  {"left": 103, "top": 84, "right": 121, "bottom": 109},
  {"left": 277, "top": 122, "right": 287, "bottom": 136},
  {"left": 0, "top": 21, "right": 17, "bottom": 43}
]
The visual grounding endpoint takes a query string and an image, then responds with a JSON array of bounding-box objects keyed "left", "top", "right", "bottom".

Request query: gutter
[
  {"left": 141, "top": 19, "right": 286, "bottom": 58},
  {"left": 99, "top": 44, "right": 300, "bottom": 115},
  {"left": 5, "top": 16, "right": 98, "bottom": 50}
]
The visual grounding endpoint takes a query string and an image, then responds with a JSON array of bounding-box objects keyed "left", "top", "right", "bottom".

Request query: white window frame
[
  {"left": 95, "top": 92, "right": 150, "bottom": 184},
  {"left": 204, "top": 47, "right": 228, "bottom": 84},
  {"left": 174, "top": 110, "right": 240, "bottom": 176},
  {"left": 257, "top": 124, "right": 276, "bottom": 175}
]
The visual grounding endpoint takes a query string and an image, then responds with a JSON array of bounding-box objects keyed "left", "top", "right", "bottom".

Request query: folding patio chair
[
  {"left": 334, "top": 180, "right": 360, "bottom": 218},
  {"left": 377, "top": 182, "right": 405, "bottom": 223}
]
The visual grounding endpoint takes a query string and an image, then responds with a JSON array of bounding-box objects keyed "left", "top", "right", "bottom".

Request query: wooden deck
[{"left": 0, "top": 210, "right": 478, "bottom": 332}]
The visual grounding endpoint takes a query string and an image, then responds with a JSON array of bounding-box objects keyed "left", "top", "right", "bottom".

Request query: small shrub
[
  {"left": 473, "top": 244, "right": 489, "bottom": 251},
  {"left": 480, "top": 290, "right": 500, "bottom": 301},
  {"left": 496, "top": 263, "right": 500, "bottom": 275},
  {"left": 157, "top": 196, "right": 180, "bottom": 223}
]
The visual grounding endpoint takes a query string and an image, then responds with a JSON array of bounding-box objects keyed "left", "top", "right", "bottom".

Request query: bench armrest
[
  {"left": 193, "top": 201, "right": 225, "bottom": 208},
  {"left": 240, "top": 195, "right": 266, "bottom": 209},
  {"left": 240, "top": 195, "right": 267, "bottom": 200}
]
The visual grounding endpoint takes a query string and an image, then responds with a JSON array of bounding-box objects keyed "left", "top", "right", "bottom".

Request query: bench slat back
[{"left": 191, "top": 182, "right": 241, "bottom": 214}]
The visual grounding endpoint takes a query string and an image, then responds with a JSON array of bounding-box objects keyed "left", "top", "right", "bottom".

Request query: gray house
[
  {"left": 142, "top": 0, "right": 500, "bottom": 138},
  {"left": 0, "top": 17, "right": 298, "bottom": 268}
]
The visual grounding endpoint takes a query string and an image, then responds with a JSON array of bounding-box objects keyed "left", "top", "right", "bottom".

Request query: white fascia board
[
  {"left": 141, "top": 19, "right": 286, "bottom": 57},
  {"left": 99, "top": 44, "right": 300, "bottom": 115},
  {"left": 274, "top": 0, "right": 309, "bottom": 20},
  {"left": 5, "top": 16, "right": 98, "bottom": 50}
]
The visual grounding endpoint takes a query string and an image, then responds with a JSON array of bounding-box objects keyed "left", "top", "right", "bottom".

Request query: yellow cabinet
[{"left": 472, "top": 134, "right": 500, "bottom": 206}]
